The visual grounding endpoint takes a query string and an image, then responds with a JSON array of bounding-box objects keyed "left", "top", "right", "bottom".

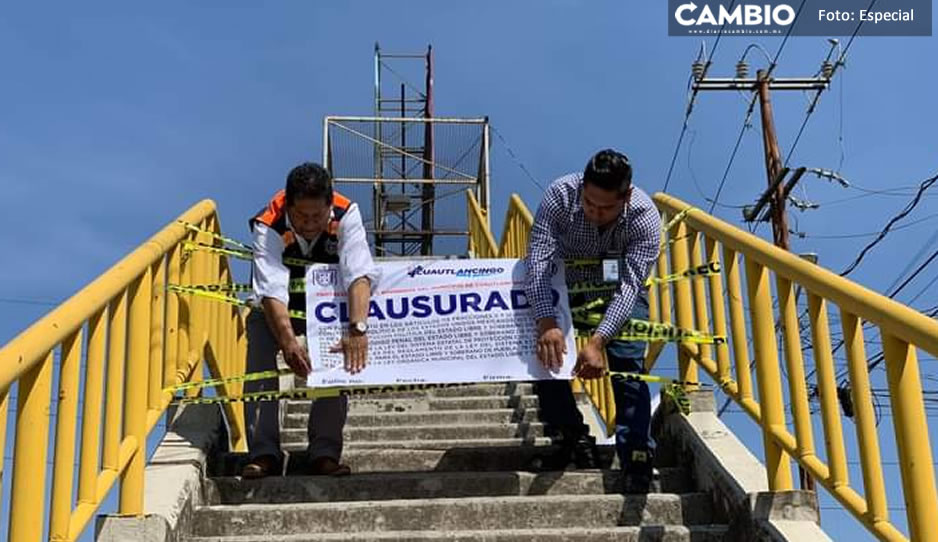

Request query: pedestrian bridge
[{"left": 1, "top": 191, "right": 936, "bottom": 541}]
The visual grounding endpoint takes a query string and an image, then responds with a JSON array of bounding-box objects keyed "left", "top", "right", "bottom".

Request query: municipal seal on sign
[{"left": 314, "top": 269, "right": 337, "bottom": 287}]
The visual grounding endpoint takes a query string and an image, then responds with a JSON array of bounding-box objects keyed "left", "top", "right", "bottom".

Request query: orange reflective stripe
[
  {"left": 254, "top": 189, "right": 287, "bottom": 227},
  {"left": 332, "top": 191, "right": 351, "bottom": 211},
  {"left": 329, "top": 191, "right": 351, "bottom": 235}
]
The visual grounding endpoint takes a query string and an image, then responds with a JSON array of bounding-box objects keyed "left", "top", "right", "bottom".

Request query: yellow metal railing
[
  {"left": 0, "top": 200, "right": 247, "bottom": 542},
  {"left": 651, "top": 193, "right": 938, "bottom": 542},
  {"left": 468, "top": 190, "right": 938, "bottom": 541}
]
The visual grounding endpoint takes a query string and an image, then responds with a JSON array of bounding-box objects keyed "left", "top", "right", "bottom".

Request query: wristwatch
[{"left": 350, "top": 321, "right": 369, "bottom": 335}]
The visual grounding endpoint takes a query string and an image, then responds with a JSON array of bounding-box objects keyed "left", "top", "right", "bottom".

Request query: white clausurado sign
[{"left": 304, "top": 258, "right": 576, "bottom": 387}]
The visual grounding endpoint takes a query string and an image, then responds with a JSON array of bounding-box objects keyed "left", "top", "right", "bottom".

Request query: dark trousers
[
  {"left": 535, "top": 294, "right": 655, "bottom": 464},
  {"left": 243, "top": 310, "right": 348, "bottom": 462}
]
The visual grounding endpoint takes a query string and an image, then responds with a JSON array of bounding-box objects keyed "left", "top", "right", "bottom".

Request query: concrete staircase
[{"left": 184, "top": 383, "right": 730, "bottom": 541}]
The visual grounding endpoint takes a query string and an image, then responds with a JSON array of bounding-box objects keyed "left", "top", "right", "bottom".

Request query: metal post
[
  {"left": 421, "top": 44, "right": 435, "bottom": 255},
  {"left": 883, "top": 333, "right": 938, "bottom": 540},
  {"left": 9, "top": 351, "right": 53, "bottom": 542},
  {"left": 373, "top": 43, "right": 384, "bottom": 254},
  {"left": 120, "top": 269, "right": 152, "bottom": 515},
  {"left": 756, "top": 69, "right": 791, "bottom": 251},
  {"left": 746, "top": 258, "right": 793, "bottom": 491},
  {"left": 482, "top": 119, "right": 491, "bottom": 219},
  {"left": 50, "top": 330, "right": 84, "bottom": 540},
  {"left": 400, "top": 83, "right": 407, "bottom": 256}
]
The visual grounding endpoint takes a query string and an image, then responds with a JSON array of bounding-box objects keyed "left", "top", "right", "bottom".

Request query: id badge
[{"left": 602, "top": 259, "right": 620, "bottom": 283}]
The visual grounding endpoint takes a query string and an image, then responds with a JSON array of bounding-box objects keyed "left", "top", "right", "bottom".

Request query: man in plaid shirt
[{"left": 525, "top": 149, "right": 661, "bottom": 492}]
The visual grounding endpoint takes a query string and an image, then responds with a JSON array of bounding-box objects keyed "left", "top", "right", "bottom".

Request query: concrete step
[
  {"left": 282, "top": 423, "right": 547, "bottom": 444},
  {"left": 214, "top": 444, "right": 641, "bottom": 476},
  {"left": 186, "top": 525, "right": 730, "bottom": 541},
  {"left": 287, "top": 395, "right": 555, "bottom": 415},
  {"left": 396, "top": 383, "right": 535, "bottom": 397},
  {"left": 189, "top": 493, "right": 717, "bottom": 537},
  {"left": 344, "top": 437, "right": 556, "bottom": 449},
  {"left": 284, "top": 382, "right": 537, "bottom": 399},
  {"left": 288, "top": 408, "right": 543, "bottom": 429},
  {"left": 205, "top": 469, "right": 693, "bottom": 505}
]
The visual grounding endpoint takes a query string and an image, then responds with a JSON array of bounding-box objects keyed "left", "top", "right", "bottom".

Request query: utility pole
[
  {"left": 691, "top": 50, "right": 840, "bottom": 494},
  {"left": 692, "top": 66, "right": 830, "bottom": 249},
  {"left": 756, "top": 69, "right": 790, "bottom": 250}
]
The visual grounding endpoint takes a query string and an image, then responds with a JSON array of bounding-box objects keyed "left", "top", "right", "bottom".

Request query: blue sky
[{"left": 1, "top": 1, "right": 936, "bottom": 540}]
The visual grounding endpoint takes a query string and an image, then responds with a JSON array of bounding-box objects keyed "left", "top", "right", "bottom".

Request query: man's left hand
[
  {"left": 330, "top": 334, "right": 368, "bottom": 374},
  {"left": 573, "top": 336, "right": 606, "bottom": 379}
]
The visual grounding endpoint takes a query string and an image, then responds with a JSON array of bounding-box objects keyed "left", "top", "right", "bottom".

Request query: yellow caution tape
[
  {"left": 567, "top": 282, "right": 618, "bottom": 295},
  {"left": 167, "top": 284, "right": 306, "bottom": 319},
  {"left": 663, "top": 207, "right": 692, "bottom": 233},
  {"left": 575, "top": 330, "right": 726, "bottom": 345},
  {"left": 648, "top": 261, "right": 720, "bottom": 286},
  {"left": 171, "top": 284, "right": 726, "bottom": 344},
  {"left": 164, "top": 369, "right": 289, "bottom": 394},
  {"left": 182, "top": 279, "right": 305, "bottom": 294},
  {"left": 181, "top": 241, "right": 315, "bottom": 268},
  {"left": 572, "top": 313, "right": 727, "bottom": 345},
  {"left": 176, "top": 258, "right": 719, "bottom": 299},
  {"left": 183, "top": 258, "right": 717, "bottom": 298},
  {"left": 169, "top": 381, "right": 477, "bottom": 406},
  {"left": 664, "top": 383, "right": 692, "bottom": 415},
  {"left": 605, "top": 371, "right": 712, "bottom": 387},
  {"left": 178, "top": 221, "right": 252, "bottom": 251},
  {"left": 167, "top": 370, "right": 707, "bottom": 414},
  {"left": 182, "top": 241, "right": 253, "bottom": 261}
]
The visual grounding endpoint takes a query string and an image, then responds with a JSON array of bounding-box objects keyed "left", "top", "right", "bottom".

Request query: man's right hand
[
  {"left": 281, "top": 340, "right": 312, "bottom": 379},
  {"left": 536, "top": 318, "right": 567, "bottom": 372}
]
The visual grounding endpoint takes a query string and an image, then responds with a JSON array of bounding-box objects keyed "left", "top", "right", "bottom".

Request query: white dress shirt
[{"left": 251, "top": 202, "right": 380, "bottom": 306}]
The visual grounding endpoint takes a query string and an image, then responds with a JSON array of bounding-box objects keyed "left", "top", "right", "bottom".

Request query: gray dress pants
[{"left": 243, "top": 310, "right": 348, "bottom": 461}]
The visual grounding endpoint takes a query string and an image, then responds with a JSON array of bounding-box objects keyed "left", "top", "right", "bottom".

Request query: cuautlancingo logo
[
  {"left": 674, "top": 2, "right": 796, "bottom": 27},
  {"left": 406, "top": 265, "right": 504, "bottom": 279}
]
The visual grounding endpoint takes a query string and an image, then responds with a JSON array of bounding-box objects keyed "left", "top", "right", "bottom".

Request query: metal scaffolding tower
[{"left": 325, "top": 43, "right": 490, "bottom": 258}]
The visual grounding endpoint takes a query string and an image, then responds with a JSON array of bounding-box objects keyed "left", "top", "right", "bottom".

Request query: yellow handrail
[
  {"left": 0, "top": 200, "right": 247, "bottom": 542},
  {"left": 469, "top": 190, "right": 938, "bottom": 542},
  {"left": 466, "top": 190, "right": 498, "bottom": 258},
  {"left": 653, "top": 193, "right": 937, "bottom": 542}
]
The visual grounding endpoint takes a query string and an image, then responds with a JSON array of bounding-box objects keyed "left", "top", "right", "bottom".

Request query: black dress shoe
[
  {"left": 570, "top": 433, "right": 600, "bottom": 469},
  {"left": 527, "top": 432, "right": 599, "bottom": 471},
  {"left": 621, "top": 449, "right": 653, "bottom": 493},
  {"left": 241, "top": 454, "right": 281, "bottom": 479}
]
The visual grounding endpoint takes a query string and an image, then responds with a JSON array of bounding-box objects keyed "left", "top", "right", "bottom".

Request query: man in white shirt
[{"left": 242, "top": 162, "right": 379, "bottom": 479}]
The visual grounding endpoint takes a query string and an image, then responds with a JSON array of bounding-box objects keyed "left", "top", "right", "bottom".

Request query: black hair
[
  {"left": 285, "top": 162, "right": 333, "bottom": 205},
  {"left": 583, "top": 149, "right": 632, "bottom": 196}
]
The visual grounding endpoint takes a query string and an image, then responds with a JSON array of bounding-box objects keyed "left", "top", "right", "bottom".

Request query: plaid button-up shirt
[{"left": 525, "top": 173, "right": 661, "bottom": 340}]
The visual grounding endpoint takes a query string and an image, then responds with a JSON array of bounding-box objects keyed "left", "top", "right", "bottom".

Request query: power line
[
  {"left": 490, "top": 125, "right": 545, "bottom": 193},
  {"left": 0, "top": 297, "right": 59, "bottom": 307},
  {"left": 798, "top": 172, "right": 938, "bottom": 384},
  {"left": 884, "top": 228, "right": 938, "bottom": 296},
  {"left": 782, "top": 0, "right": 876, "bottom": 169},
  {"left": 885, "top": 246, "right": 938, "bottom": 302},
  {"left": 663, "top": 3, "right": 738, "bottom": 194},
  {"left": 839, "top": 173, "right": 938, "bottom": 276},
  {"left": 907, "top": 270, "right": 938, "bottom": 306},
  {"left": 708, "top": 96, "right": 757, "bottom": 215},
  {"left": 793, "top": 212, "right": 938, "bottom": 240},
  {"left": 707, "top": 0, "right": 806, "bottom": 215},
  {"left": 662, "top": 88, "right": 694, "bottom": 194}
]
